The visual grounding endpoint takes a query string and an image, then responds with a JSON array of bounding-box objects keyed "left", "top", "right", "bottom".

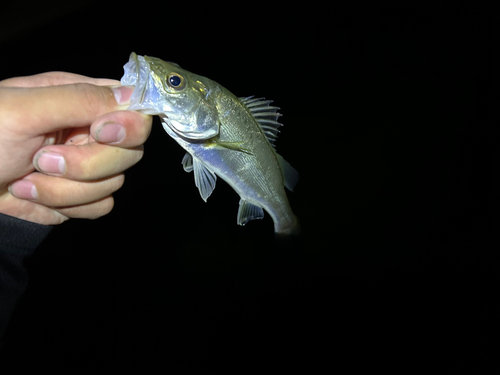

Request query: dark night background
[{"left": 1, "top": 1, "right": 499, "bottom": 372}]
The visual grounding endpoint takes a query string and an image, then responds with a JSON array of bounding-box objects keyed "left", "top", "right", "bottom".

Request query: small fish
[{"left": 121, "top": 53, "right": 299, "bottom": 235}]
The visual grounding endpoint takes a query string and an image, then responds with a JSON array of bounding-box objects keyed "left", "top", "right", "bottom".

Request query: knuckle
[
  {"left": 131, "top": 146, "right": 145, "bottom": 164},
  {"left": 90, "top": 196, "right": 115, "bottom": 219},
  {"left": 138, "top": 113, "right": 153, "bottom": 140},
  {"left": 73, "top": 83, "right": 113, "bottom": 117},
  {"left": 114, "top": 174, "right": 126, "bottom": 191},
  {"left": 65, "top": 144, "right": 143, "bottom": 182},
  {"left": 57, "top": 196, "right": 115, "bottom": 219},
  {"left": 100, "top": 174, "right": 125, "bottom": 196},
  {"left": 119, "top": 111, "right": 152, "bottom": 145},
  {"left": 35, "top": 174, "right": 124, "bottom": 207}
]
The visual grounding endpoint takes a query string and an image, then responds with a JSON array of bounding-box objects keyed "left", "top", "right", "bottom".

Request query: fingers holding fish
[
  {"left": 0, "top": 70, "right": 138, "bottom": 225},
  {"left": 91, "top": 110, "right": 153, "bottom": 147},
  {"left": 33, "top": 142, "right": 144, "bottom": 181},
  {"left": 9, "top": 172, "right": 124, "bottom": 208}
]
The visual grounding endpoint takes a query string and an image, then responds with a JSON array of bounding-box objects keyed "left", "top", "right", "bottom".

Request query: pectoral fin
[
  {"left": 237, "top": 199, "right": 264, "bottom": 226},
  {"left": 193, "top": 157, "right": 216, "bottom": 202},
  {"left": 213, "top": 140, "right": 253, "bottom": 155}
]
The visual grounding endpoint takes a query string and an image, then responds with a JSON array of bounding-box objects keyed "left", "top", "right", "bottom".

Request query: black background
[{"left": 1, "top": 2, "right": 499, "bottom": 372}]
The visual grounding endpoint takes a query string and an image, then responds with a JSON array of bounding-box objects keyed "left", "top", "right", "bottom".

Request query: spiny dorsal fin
[{"left": 239, "top": 96, "right": 283, "bottom": 149}]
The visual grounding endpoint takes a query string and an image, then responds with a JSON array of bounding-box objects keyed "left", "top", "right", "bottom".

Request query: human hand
[{"left": 0, "top": 72, "right": 152, "bottom": 225}]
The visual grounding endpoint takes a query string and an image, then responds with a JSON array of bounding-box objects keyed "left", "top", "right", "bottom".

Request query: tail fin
[{"left": 274, "top": 215, "right": 301, "bottom": 238}]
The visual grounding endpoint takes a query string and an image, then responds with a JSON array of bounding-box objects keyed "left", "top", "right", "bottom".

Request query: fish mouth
[
  {"left": 120, "top": 52, "right": 154, "bottom": 112},
  {"left": 121, "top": 52, "right": 140, "bottom": 87},
  {"left": 129, "top": 52, "right": 141, "bottom": 81}
]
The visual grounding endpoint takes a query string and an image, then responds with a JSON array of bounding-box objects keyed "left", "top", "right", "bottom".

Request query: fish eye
[{"left": 166, "top": 73, "right": 185, "bottom": 90}]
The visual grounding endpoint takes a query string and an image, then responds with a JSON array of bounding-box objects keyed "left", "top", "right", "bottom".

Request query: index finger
[{"left": 0, "top": 83, "right": 134, "bottom": 136}]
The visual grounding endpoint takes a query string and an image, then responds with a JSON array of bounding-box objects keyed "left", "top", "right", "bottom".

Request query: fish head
[{"left": 121, "top": 52, "right": 219, "bottom": 140}]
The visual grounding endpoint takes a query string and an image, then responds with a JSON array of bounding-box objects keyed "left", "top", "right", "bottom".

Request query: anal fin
[
  {"left": 182, "top": 152, "right": 193, "bottom": 172},
  {"left": 237, "top": 199, "right": 264, "bottom": 226}
]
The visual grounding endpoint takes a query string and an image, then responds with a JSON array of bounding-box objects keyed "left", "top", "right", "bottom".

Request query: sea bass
[{"left": 121, "top": 53, "right": 299, "bottom": 235}]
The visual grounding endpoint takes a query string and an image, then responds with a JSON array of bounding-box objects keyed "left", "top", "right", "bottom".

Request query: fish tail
[{"left": 274, "top": 215, "right": 300, "bottom": 237}]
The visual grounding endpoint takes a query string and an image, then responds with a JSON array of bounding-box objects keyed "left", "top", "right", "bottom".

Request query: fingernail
[
  {"left": 34, "top": 151, "right": 66, "bottom": 175},
  {"left": 9, "top": 180, "right": 38, "bottom": 200},
  {"left": 95, "top": 122, "right": 126, "bottom": 144},
  {"left": 111, "top": 86, "right": 134, "bottom": 105}
]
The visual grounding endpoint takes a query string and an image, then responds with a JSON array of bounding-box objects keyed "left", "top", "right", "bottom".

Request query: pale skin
[{"left": 0, "top": 72, "right": 153, "bottom": 225}]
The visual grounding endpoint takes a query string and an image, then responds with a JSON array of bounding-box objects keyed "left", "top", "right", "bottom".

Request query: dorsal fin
[
  {"left": 277, "top": 154, "right": 299, "bottom": 191},
  {"left": 239, "top": 96, "right": 283, "bottom": 149}
]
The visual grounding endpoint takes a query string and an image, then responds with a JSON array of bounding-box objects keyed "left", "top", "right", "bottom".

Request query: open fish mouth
[
  {"left": 120, "top": 52, "right": 154, "bottom": 112},
  {"left": 121, "top": 52, "right": 140, "bottom": 87}
]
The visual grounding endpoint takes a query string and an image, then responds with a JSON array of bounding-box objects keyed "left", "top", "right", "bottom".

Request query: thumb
[
  {"left": 0, "top": 71, "right": 121, "bottom": 88},
  {"left": 0, "top": 83, "right": 134, "bottom": 136}
]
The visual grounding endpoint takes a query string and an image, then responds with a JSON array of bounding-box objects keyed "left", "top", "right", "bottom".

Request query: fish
[{"left": 120, "top": 53, "right": 299, "bottom": 235}]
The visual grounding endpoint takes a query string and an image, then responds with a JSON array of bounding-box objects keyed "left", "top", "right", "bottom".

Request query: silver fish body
[{"left": 121, "top": 53, "right": 298, "bottom": 234}]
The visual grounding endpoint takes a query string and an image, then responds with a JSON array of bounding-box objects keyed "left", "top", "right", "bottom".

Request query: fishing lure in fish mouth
[{"left": 121, "top": 52, "right": 299, "bottom": 235}]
